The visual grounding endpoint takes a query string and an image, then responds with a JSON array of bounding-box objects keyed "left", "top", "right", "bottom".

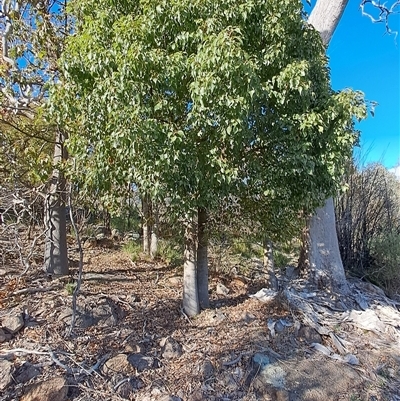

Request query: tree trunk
[
  {"left": 263, "top": 238, "right": 278, "bottom": 290},
  {"left": 303, "top": 0, "right": 350, "bottom": 294},
  {"left": 142, "top": 194, "right": 152, "bottom": 255},
  {"left": 150, "top": 204, "right": 159, "bottom": 259},
  {"left": 44, "top": 130, "right": 69, "bottom": 276},
  {"left": 308, "top": 0, "right": 349, "bottom": 47},
  {"left": 183, "top": 214, "right": 200, "bottom": 316},
  {"left": 308, "top": 198, "right": 349, "bottom": 293},
  {"left": 197, "top": 207, "right": 209, "bottom": 309}
]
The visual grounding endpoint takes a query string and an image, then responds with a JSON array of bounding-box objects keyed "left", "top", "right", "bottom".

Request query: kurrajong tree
[{"left": 53, "top": 0, "right": 366, "bottom": 315}]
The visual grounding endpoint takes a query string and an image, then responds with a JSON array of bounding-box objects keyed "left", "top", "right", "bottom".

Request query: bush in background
[{"left": 336, "top": 162, "right": 400, "bottom": 297}]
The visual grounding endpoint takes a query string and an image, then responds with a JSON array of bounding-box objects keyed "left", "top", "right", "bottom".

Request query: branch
[{"left": 360, "top": 0, "right": 400, "bottom": 38}]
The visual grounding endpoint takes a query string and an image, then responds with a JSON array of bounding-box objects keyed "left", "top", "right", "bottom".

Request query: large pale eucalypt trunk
[
  {"left": 44, "top": 130, "right": 69, "bottom": 276},
  {"left": 304, "top": 0, "right": 350, "bottom": 294}
]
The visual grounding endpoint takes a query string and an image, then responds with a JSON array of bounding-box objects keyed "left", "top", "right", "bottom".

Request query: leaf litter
[{"left": 0, "top": 244, "right": 399, "bottom": 401}]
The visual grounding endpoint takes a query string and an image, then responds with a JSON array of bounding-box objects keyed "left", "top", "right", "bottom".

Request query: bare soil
[{"left": 1, "top": 241, "right": 399, "bottom": 401}]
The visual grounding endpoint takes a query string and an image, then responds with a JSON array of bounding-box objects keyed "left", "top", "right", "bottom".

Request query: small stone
[
  {"left": 275, "top": 320, "right": 285, "bottom": 333},
  {"left": 160, "top": 337, "right": 183, "bottom": 360},
  {"left": 0, "top": 360, "right": 13, "bottom": 390},
  {"left": 240, "top": 311, "right": 256, "bottom": 324},
  {"left": 128, "top": 353, "right": 156, "bottom": 372},
  {"left": 83, "top": 237, "right": 97, "bottom": 249},
  {"left": 274, "top": 388, "right": 290, "bottom": 401},
  {"left": 2, "top": 313, "right": 24, "bottom": 334},
  {"left": 297, "top": 326, "right": 322, "bottom": 344},
  {"left": 0, "top": 328, "right": 7, "bottom": 343},
  {"left": 111, "top": 228, "right": 121, "bottom": 240},
  {"left": 15, "top": 363, "right": 41, "bottom": 383},
  {"left": 216, "top": 282, "right": 230, "bottom": 295},
  {"left": 21, "top": 376, "right": 67, "bottom": 401},
  {"left": 168, "top": 277, "right": 182, "bottom": 287},
  {"left": 253, "top": 353, "right": 270, "bottom": 368},
  {"left": 115, "top": 376, "right": 144, "bottom": 399},
  {"left": 201, "top": 360, "right": 214, "bottom": 379},
  {"left": 103, "top": 354, "right": 134, "bottom": 375}
]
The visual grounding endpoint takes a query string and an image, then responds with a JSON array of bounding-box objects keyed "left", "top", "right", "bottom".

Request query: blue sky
[{"left": 306, "top": 1, "right": 400, "bottom": 169}]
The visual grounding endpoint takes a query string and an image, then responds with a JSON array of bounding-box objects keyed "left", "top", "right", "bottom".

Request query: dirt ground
[{"left": 1, "top": 242, "right": 400, "bottom": 401}]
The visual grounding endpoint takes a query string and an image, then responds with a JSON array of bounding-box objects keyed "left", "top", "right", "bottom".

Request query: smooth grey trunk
[
  {"left": 150, "top": 224, "right": 158, "bottom": 259},
  {"left": 142, "top": 195, "right": 152, "bottom": 255},
  {"left": 197, "top": 207, "right": 209, "bottom": 309},
  {"left": 44, "top": 131, "right": 69, "bottom": 276},
  {"left": 263, "top": 238, "right": 278, "bottom": 290},
  {"left": 183, "top": 214, "right": 200, "bottom": 316},
  {"left": 303, "top": 0, "right": 350, "bottom": 294}
]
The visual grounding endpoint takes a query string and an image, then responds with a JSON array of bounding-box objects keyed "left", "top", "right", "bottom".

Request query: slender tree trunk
[
  {"left": 150, "top": 206, "right": 158, "bottom": 259},
  {"left": 142, "top": 194, "right": 152, "bottom": 255},
  {"left": 197, "top": 207, "right": 209, "bottom": 309},
  {"left": 183, "top": 214, "right": 200, "bottom": 316},
  {"left": 302, "top": 0, "right": 350, "bottom": 294},
  {"left": 44, "top": 130, "right": 69, "bottom": 276},
  {"left": 263, "top": 238, "right": 278, "bottom": 290}
]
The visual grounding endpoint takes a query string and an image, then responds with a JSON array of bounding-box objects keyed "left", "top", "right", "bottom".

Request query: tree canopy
[{"left": 53, "top": 0, "right": 366, "bottom": 240}]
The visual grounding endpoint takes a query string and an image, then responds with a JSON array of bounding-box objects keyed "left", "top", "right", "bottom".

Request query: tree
[
  {"left": 1, "top": 0, "right": 71, "bottom": 275},
  {"left": 302, "top": 0, "right": 398, "bottom": 294},
  {"left": 54, "top": 0, "right": 365, "bottom": 315}
]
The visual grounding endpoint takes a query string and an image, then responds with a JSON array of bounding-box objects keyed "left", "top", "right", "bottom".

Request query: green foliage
[
  {"left": 156, "top": 239, "right": 183, "bottom": 267},
  {"left": 230, "top": 238, "right": 262, "bottom": 260},
  {"left": 122, "top": 240, "right": 143, "bottom": 262},
  {"left": 52, "top": 0, "right": 366, "bottom": 243},
  {"left": 274, "top": 249, "right": 292, "bottom": 269},
  {"left": 65, "top": 282, "right": 77, "bottom": 295}
]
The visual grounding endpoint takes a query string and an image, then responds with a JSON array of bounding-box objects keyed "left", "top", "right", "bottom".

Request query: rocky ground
[{"left": 1, "top": 239, "right": 400, "bottom": 401}]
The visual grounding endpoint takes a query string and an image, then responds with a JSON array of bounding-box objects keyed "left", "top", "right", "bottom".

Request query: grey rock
[
  {"left": 0, "top": 328, "right": 7, "bottom": 343},
  {"left": 111, "top": 228, "right": 121, "bottom": 240},
  {"left": 21, "top": 376, "right": 67, "bottom": 401},
  {"left": 201, "top": 360, "right": 214, "bottom": 379},
  {"left": 297, "top": 326, "right": 322, "bottom": 344},
  {"left": 160, "top": 337, "right": 183, "bottom": 359},
  {"left": 2, "top": 313, "right": 24, "bottom": 334},
  {"left": 257, "top": 364, "right": 286, "bottom": 388},
  {"left": 0, "top": 360, "right": 13, "bottom": 390},
  {"left": 83, "top": 237, "right": 97, "bottom": 249},
  {"left": 253, "top": 353, "right": 270, "bottom": 368},
  {"left": 275, "top": 320, "right": 285, "bottom": 333},
  {"left": 216, "top": 282, "right": 230, "bottom": 295},
  {"left": 59, "top": 298, "right": 125, "bottom": 328},
  {"left": 158, "top": 396, "right": 183, "bottom": 401},
  {"left": 240, "top": 311, "right": 256, "bottom": 324},
  {"left": 128, "top": 353, "right": 156, "bottom": 372},
  {"left": 114, "top": 376, "right": 144, "bottom": 399},
  {"left": 15, "top": 362, "right": 41, "bottom": 383},
  {"left": 103, "top": 354, "right": 134, "bottom": 375}
]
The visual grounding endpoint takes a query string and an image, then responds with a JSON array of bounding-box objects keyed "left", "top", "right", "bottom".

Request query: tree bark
[
  {"left": 150, "top": 204, "right": 159, "bottom": 259},
  {"left": 197, "top": 207, "right": 209, "bottom": 309},
  {"left": 263, "top": 238, "right": 278, "bottom": 290},
  {"left": 303, "top": 0, "right": 350, "bottom": 294},
  {"left": 308, "top": 0, "right": 349, "bottom": 47},
  {"left": 142, "top": 194, "right": 152, "bottom": 255},
  {"left": 183, "top": 214, "right": 200, "bottom": 316},
  {"left": 44, "top": 130, "right": 69, "bottom": 276}
]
